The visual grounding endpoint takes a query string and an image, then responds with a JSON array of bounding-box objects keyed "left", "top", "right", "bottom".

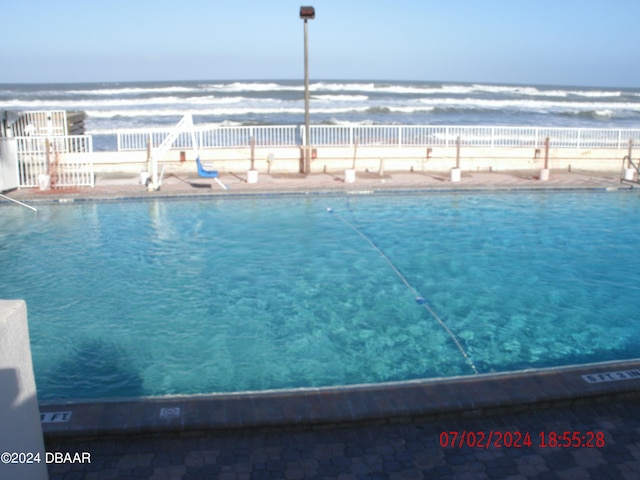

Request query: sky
[{"left": 1, "top": 0, "right": 639, "bottom": 87}]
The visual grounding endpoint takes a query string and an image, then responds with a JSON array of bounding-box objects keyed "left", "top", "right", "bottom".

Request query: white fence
[
  {"left": 17, "top": 136, "right": 94, "bottom": 188},
  {"left": 8, "top": 111, "right": 68, "bottom": 137},
  {"left": 117, "top": 125, "right": 300, "bottom": 151},
  {"left": 116, "top": 124, "right": 640, "bottom": 151},
  {"left": 312, "top": 125, "right": 640, "bottom": 149}
]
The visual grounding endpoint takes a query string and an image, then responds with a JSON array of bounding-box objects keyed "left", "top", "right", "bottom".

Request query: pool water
[{"left": 2, "top": 190, "right": 640, "bottom": 400}]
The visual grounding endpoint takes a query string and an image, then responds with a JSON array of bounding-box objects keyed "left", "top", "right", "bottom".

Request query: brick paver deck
[{"left": 45, "top": 399, "right": 640, "bottom": 479}]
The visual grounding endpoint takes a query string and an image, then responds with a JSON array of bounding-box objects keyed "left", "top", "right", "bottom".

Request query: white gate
[
  {"left": 9, "top": 111, "right": 67, "bottom": 137},
  {"left": 17, "top": 136, "right": 95, "bottom": 188}
]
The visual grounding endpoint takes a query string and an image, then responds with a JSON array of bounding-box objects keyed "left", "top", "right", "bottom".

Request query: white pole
[{"left": 304, "top": 18, "right": 311, "bottom": 174}]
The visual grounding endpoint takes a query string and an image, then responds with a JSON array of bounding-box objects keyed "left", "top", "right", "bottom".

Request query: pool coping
[
  {"left": 5, "top": 184, "right": 634, "bottom": 202},
  {"left": 2, "top": 169, "right": 635, "bottom": 205},
  {"left": 40, "top": 358, "right": 640, "bottom": 439}
]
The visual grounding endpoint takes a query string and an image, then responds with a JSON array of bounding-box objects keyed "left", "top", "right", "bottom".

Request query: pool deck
[
  {"left": 5, "top": 169, "right": 640, "bottom": 479},
  {"left": 5, "top": 168, "right": 634, "bottom": 203}
]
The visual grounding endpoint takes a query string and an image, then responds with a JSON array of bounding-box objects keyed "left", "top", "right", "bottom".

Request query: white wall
[
  {"left": 89, "top": 145, "right": 627, "bottom": 176},
  {"left": 0, "top": 139, "right": 19, "bottom": 192},
  {"left": 0, "top": 300, "right": 48, "bottom": 480}
]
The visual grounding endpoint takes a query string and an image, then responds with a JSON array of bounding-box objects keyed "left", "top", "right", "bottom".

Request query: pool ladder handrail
[{"left": 0, "top": 193, "right": 37, "bottom": 212}]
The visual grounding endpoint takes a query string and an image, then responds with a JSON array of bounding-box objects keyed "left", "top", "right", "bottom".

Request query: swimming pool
[{"left": 2, "top": 190, "right": 640, "bottom": 401}]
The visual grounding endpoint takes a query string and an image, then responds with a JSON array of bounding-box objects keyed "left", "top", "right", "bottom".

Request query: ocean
[{"left": 1, "top": 80, "right": 640, "bottom": 151}]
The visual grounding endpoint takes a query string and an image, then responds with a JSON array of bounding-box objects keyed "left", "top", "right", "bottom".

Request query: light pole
[{"left": 300, "top": 6, "right": 315, "bottom": 174}]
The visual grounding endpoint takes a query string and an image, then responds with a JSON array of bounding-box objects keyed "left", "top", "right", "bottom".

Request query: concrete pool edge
[
  {"left": 1, "top": 169, "right": 634, "bottom": 205},
  {"left": 4, "top": 184, "right": 634, "bottom": 205},
  {"left": 40, "top": 358, "right": 640, "bottom": 439}
]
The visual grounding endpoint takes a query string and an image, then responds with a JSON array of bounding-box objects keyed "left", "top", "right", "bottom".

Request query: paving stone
[
  {"left": 383, "top": 460, "right": 404, "bottom": 472},
  {"left": 557, "top": 466, "right": 592, "bottom": 480},
  {"left": 217, "top": 452, "right": 237, "bottom": 465},
  {"left": 393, "top": 451, "right": 414, "bottom": 463},
  {"left": 184, "top": 449, "right": 216, "bottom": 467},
  {"left": 572, "top": 448, "right": 605, "bottom": 468},
  {"left": 249, "top": 471, "right": 271, "bottom": 480},
  {"left": 118, "top": 453, "right": 155, "bottom": 469},
  {"left": 45, "top": 399, "right": 640, "bottom": 480},
  {"left": 331, "top": 456, "right": 351, "bottom": 468},
  {"left": 350, "top": 462, "right": 371, "bottom": 475},
  {"left": 132, "top": 466, "right": 154, "bottom": 477},
  {"left": 266, "top": 459, "right": 287, "bottom": 472},
  {"left": 284, "top": 468, "right": 305, "bottom": 479},
  {"left": 62, "top": 472, "right": 87, "bottom": 480},
  {"left": 528, "top": 471, "right": 561, "bottom": 480},
  {"left": 215, "top": 473, "right": 239, "bottom": 480},
  {"left": 363, "top": 453, "right": 383, "bottom": 466}
]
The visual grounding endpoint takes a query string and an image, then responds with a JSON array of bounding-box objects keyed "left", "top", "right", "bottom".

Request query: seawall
[{"left": 88, "top": 145, "right": 626, "bottom": 175}]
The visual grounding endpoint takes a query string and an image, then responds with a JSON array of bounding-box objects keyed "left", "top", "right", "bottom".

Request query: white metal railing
[
  {"left": 308, "top": 125, "right": 640, "bottom": 149},
  {"left": 9, "top": 111, "right": 68, "bottom": 137},
  {"left": 16, "top": 135, "right": 94, "bottom": 188},
  {"left": 116, "top": 124, "right": 640, "bottom": 151},
  {"left": 117, "top": 125, "right": 300, "bottom": 151}
]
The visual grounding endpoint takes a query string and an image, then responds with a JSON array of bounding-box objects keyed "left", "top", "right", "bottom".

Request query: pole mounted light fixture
[
  {"left": 300, "top": 6, "right": 314, "bottom": 174},
  {"left": 300, "top": 6, "right": 315, "bottom": 19}
]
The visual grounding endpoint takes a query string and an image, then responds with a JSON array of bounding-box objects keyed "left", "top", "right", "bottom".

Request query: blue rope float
[{"left": 328, "top": 205, "right": 479, "bottom": 375}]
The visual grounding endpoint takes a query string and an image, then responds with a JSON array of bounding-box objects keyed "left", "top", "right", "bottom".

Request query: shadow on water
[{"left": 41, "top": 338, "right": 144, "bottom": 400}]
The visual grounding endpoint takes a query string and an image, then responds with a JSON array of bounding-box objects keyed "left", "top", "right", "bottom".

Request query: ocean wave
[
  {"left": 311, "top": 94, "right": 369, "bottom": 102},
  {"left": 201, "top": 82, "right": 300, "bottom": 93},
  {"left": 417, "top": 97, "right": 640, "bottom": 112},
  {"left": 66, "top": 86, "right": 200, "bottom": 96},
  {"left": 52, "top": 97, "right": 640, "bottom": 120},
  {"left": 3, "top": 80, "right": 640, "bottom": 132},
  {"left": 86, "top": 119, "right": 244, "bottom": 135},
  {"left": 0, "top": 95, "right": 273, "bottom": 109},
  {"left": 466, "top": 84, "right": 620, "bottom": 98},
  {"left": 85, "top": 106, "right": 371, "bottom": 118},
  {"left": 557, "top": 109, "right": 635, "bottom": 120},
  {"left": 311, "top": 82, "right": 376, "bottom": 92},
  {"left": 567, "top": 90, "right": 622, "bottom": 98},
  {"left": 326, "top": 118, "right": 375, "bottom": 126},
  {"left": 366, "top": 106, "right": 435, "bottom": 114},
  {"left": 310, "top": 82, "right": 624, "bottom": 100},
  {"left": 0, "top": 81, "right": 629, "bottom": 102}
]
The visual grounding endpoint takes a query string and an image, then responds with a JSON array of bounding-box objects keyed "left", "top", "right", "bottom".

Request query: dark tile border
[{"left": 40, "top": 359, "right": 640, "bottom": 439}]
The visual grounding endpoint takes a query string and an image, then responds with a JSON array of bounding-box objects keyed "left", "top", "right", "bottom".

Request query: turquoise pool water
[{"left": 2, "top": 190, "right": 640, "bottom": 400}]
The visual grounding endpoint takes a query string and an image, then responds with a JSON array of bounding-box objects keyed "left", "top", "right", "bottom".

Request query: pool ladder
[
  {"left": 620, "top": 140, "right": 640, "bottom": 185},
  {"left": 620, "top": 155, "right": 640, "bottom": 185}
]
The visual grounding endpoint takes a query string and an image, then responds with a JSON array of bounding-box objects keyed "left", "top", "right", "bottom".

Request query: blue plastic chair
[{"left": 196, "top": 156, "right": 219, "bottom": 178}]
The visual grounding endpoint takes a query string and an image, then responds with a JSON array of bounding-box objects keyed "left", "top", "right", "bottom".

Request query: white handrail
[
  {"left": 0, "top": 193, "right": 37, "bottom": 212},
  {"left": 148, "top": 114, "right": 197, "bottom": 190}
]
